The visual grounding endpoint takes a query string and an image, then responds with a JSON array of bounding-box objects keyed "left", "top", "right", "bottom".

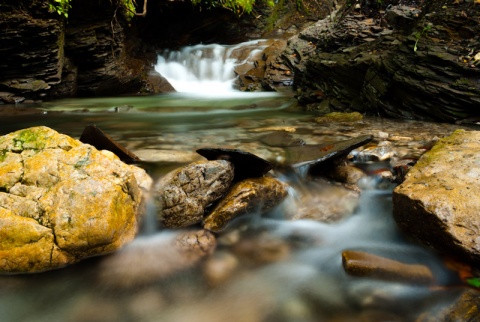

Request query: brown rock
[
  {"left": 203, "top": 177, "right": 288, "bottom": 232},
  {"left": 342, "top": 250, "right": 435, "bottom": 284},
  {"left": 154, "top": 160, "right": 234, "bottom": 228},
  {"left": 393, "top": 130, "right": 480, "bottom": 263},
  {"left": 0, "top": 126, "right": 144, "bottom": 273}
]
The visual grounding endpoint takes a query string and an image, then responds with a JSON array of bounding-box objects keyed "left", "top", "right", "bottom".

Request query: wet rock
[
  {"left": 417, "top": 289, "right": 480, "bottom": 322},
  {"left": 283, "top": 135, "right": 373, "bottom": 173},
  {"left": 393, "top": 130, "right": 480, "bottom": 264},
  {"left": 354, "top": 141, "right": 397, "bottom": 162},
  {"left": 329, "top": 165, "right": 366, "bottom": 185},
  {"left": 342, "top": 250, "right": 435, "bottom": 284},
  {"left": 0, "top": 126, "right": 143, "bottom": 273},
  {"left": 79, "top": 124, "right": 141, "bottom": 164},
  {"left": 154, "top": 160, "right": 234, "bottom": 228},
  {"left": 96, "top": 230, "right": 216, "bottom": 289},
  {"left": 196, "top": 148, "right": 273, "bottom": 182},
  {"left": 203, "top": 177, "right": 289, "bottom": 232}
]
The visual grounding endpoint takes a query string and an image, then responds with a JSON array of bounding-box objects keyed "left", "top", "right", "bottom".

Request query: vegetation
[
  {"left": 48, "top": 0, "right": 71, "bottom": 18},
  {"left": 413, "top": 24, "right": 432, "bottom": 52},
  {"left": 49, "top": 0, "right": 261, "bottom": 19}
]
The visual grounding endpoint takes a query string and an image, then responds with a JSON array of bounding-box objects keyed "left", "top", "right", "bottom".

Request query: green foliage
[
  {"left": 467, "top": 277, "right": 480, "bottom": 288},
  {"left": 120, "top": 0, "right": 137, "bottom": 20},
  {"left": 48, "top": 0, "right": 71, "bottom": 18},
  {"left": 191, "top": 0, "right": 257, "bottom": 15},
  {"left": 413, "top": 24, "right": 432, "bottom": 52}
]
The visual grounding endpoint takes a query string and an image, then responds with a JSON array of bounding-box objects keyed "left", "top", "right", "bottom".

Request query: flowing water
[{"left": 0, "top": 41, "right": 477, "bottom": 321}]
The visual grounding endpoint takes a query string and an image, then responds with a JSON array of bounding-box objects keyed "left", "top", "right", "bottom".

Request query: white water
[{"left": 155, "top": 40, "right": 270, "bottom": 95}]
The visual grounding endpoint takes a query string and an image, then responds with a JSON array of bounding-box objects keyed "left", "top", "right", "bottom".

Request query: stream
[{"left": 0, "top": 41, "right": 477, "bottom": 321}]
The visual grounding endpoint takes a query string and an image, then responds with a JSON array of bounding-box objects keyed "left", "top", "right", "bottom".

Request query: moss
[
  {"left": 0, "top": 150, "right": 7, "bottom": 163},
  {"left": 315, "top": 111, "right": 364, "bottom": 123},
  {"left": 13, "top": 129, "right": 46, "bottom": 151}
]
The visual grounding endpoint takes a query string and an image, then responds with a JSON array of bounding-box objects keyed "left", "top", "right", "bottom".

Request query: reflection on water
[{"left": 0, "top": 92, "right": 471, "bottom": 322}]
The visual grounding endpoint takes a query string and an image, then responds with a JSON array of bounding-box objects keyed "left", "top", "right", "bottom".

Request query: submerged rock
[
  {"left": 154, "top": 160, "right": 234, "bottom": 228},
  {"left": 393, "top": 130, "right": 480, "bottom": 264},
  {"left": 0, "top": 126, "right": 145, "bottom": 273},
  {"left": 203, "top": 177, "right": 289, "bottom": 232},
  {"left": 96, "top": 230, "right": 216, "bottom": 289}
]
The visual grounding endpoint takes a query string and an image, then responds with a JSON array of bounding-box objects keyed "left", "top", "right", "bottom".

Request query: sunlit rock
[
  {"left": 393, "top": 130, "right": 480, "bottom": 264},
  {"left": 0, "top": 126, "right": 145, "bottom": 273},
  {"left": 203, "top": 177, "right": 289, "bottom": 232},
  {"left": 154, "top": 160, "right": 234, "bottom": 228}
]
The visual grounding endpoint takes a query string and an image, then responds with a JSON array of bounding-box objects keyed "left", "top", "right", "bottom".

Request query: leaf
[{"left": 467, "top": 277, "right": 480, "bottom": 288}]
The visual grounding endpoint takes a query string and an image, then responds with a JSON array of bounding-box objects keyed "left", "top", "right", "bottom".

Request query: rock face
[
  {"left": 0, "top": 126, "right": 145, "bottom": 273},
  {"left": 0, "top": 0, "right": 170, "bottom": 103},
  {"left": 204, "top": 177, "right": 288, "bottom": 232},
  {"left": 154, "top": 160, "right": 235, "bottom": 228},
  {"left": 393, "top": 130, "right": 480, "bottom": 264},
  {"left": 271, "top": 2, "right": 480, "bottom": 122}
]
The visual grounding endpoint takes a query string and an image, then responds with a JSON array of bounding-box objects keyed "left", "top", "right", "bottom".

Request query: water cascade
[{"left": 155, "top": 40, "right": 269, "bottom": 95}]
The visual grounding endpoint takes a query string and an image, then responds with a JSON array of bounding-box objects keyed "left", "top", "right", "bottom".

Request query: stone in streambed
[
  {"left": 393, "top": 130, "right": 480, "bottom": 264},
  {"left": 342, "top": 250, "right": 435, "bottom": 284},
  {"left": 0, "top": 126, "right": 146, "bottom": 273},
  {"left": 154, "top": 160, "right": 234, "bottom": 228},
  {"left": 203, "top": 177, "right": 289, "bottom": 232},
  {"left": 196, "top": 148, "right": 273, "bottom": 182},
  {"left": 284, "top": 135, "right": 373, "bottom": 167}
]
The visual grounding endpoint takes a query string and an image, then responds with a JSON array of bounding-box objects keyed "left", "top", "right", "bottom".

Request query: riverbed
[{"left": 0, "top": 91, "right": 476, "bottom": 321}]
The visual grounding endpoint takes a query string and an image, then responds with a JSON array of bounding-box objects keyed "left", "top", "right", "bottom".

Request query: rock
[
  {"left": 196, "top": 148, "right": 273, "bottom": 182},
  {"left": 96, "top": 230, "right": 216, "bottom": 289},
  {"left": 154, "top": 160, "right": 234, "bottom": 228},
  {"left": 0, "top": 126, "right": 144, "bottom": 273},
  {"left": 314, "top": 112, "right": 364, "bottom": 123},
  {"left": 393, "top": 130, "right": 480, "bottom": 264},
  {"left": 287, "top": 180, "right": 360, "bottom": 223},
  {"left": 354, "top": 141, "right": 397, "bottom": 162},
  {"left": 203, "top": 177, "right": 289, "bottom": 232},
  {"left": 292, "top": 2, "right": 480, "bottom": 122},
  {"left": 342, "top": 250, "right": 435, "bottom": 284},
  {"left": 283, "top": 135, "right": 373, "bottom": 174},
  {"left": 79, "top": 124, "right": 141, "bottom": 164},
  {"left": 329, "top": 165, "right": 366, "bottom": 185},
  {"left": 416, "top": 289, "right": 480, "bottom": 322}
]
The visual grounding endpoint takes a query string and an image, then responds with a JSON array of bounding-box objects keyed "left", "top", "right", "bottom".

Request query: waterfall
[{"left": 155, "top": 40, "right": 269, "bottom": 95}]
